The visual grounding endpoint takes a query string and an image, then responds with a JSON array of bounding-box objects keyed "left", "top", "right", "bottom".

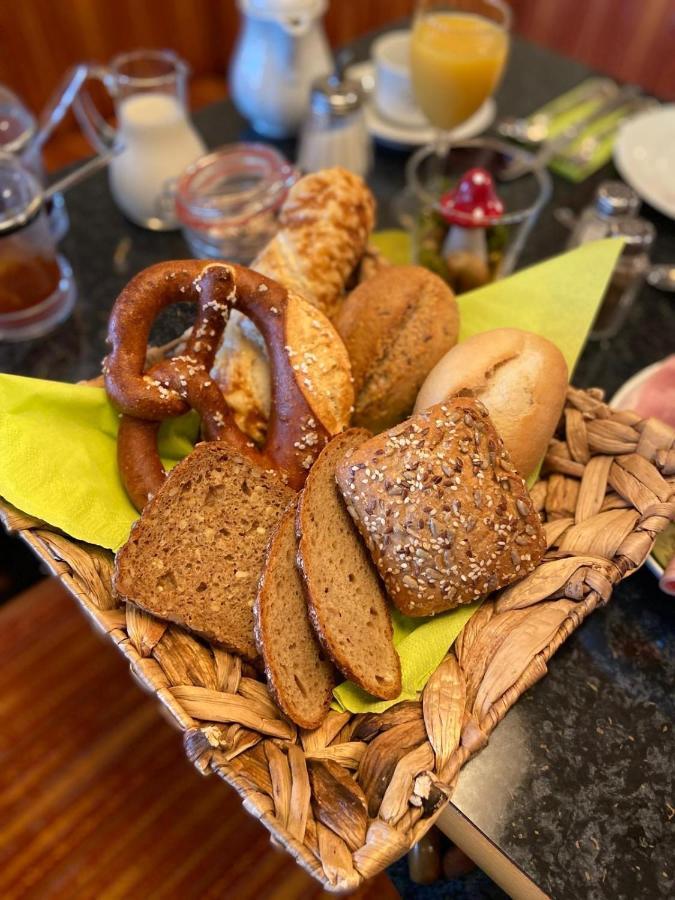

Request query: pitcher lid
[
  {"left": 0, "top": 86, "right": 36, "bottom": 155},
  {"left": 238, "top": 0, "right": 327, "bottom": 23},
  {"left": 0, "top": 152, "right": 43, "bottom": 235}
]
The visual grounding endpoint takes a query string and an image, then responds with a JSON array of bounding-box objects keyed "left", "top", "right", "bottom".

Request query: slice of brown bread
[
  {"left": 254, "top": 499, "right": 336, "bottom": 729},
  {"left": 297, "top": 429, "right": 401, "bottom": 700},
  {"left": 114, "top": 442, "right": 294, "bottom": 661}
]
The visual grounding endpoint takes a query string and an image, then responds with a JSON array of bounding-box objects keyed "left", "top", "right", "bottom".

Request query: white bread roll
[{"left": 414, "top": 328, "right": 568, "bottom": 478}]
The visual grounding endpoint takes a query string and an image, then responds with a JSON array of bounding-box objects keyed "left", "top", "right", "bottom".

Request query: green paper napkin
[
  {"left": 506, "top": 78, "right": 644, "bottom": 182},
  {"left": 334, "top": 236, "right": 623, "bottom": 712},
  {"left": 333, "top": 604, "right": 480, "bottom": 713},
  {"left": 371, "top": 234, "right": 622, "bottom": 372},
  {"left": 0, "top": 238, "right": 622, "bottom": 714},
  {"left": 0, "top": 375, "right": 198, "bottom": 550}
]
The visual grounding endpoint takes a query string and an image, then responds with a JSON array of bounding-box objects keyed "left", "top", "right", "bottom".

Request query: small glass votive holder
[
  {"left": 0, "top": 153, "right": 75, "bottom": 342},
  {"left": 175, "top": 144, "right": 298, "bottom": 263},
  {"left": 397, "top": 138, "right": 552, "bottom": 293}
]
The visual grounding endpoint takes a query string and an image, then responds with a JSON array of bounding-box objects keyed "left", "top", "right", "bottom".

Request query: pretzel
[{"left": 104, "top": 261, "right": 332, "bottom": 510}]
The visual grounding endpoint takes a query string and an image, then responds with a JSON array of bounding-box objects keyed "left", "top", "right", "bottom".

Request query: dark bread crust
[
  {"left": 254, "top": 499, "right": 335, "bottom": 729},
  {"left": 113, "top": 441, "right": 294, "bottom": 660},
  {"left": 296, "top": 430, "right": 401, "bottom": 701},
  {"left": 336, "top": 399, "right": 546, "bottom": 616}
]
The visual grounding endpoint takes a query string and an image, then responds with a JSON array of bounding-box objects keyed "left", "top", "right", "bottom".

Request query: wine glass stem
[{"left": 433, "top": 129, "right": 452, "bottom": 160}]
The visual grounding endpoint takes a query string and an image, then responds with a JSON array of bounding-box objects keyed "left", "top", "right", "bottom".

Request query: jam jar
[{"left": 175, "top": 143, "right": 298, "bottom": 263}]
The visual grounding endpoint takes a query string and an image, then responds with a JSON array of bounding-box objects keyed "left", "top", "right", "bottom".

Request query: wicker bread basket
[{"left": 2, "top": 386, "right": 674, "bottom": 892}]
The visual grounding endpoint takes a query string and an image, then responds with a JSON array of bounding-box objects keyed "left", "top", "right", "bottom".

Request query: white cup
[{"left": 372, "top": 30, "right": 427, "bottom": 129}]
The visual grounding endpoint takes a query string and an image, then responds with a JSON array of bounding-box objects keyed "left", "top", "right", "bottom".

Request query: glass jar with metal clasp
[{"left": 174, "top": 144, "right": 298, "bottom": 263}]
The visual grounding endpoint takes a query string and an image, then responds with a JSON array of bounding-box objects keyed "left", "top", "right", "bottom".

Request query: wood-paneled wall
[
  {"left": 1, "top": 0, "right": 673, "bottom": 117},
  {"left": 0, "top": 0, "right": 673, "bottom": 170},
  {"left": 513, "top": 0, "right": 675, "bottom": 101}
]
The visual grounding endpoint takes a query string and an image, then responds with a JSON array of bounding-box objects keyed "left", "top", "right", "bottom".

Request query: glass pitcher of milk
[{"left": 74, "top": 50, "right": 206, "bottom": 230}]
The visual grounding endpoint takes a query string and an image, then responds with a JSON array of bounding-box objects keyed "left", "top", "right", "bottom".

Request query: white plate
[
  {"left": 614, "top": 105, "right": 675, "bottom": 220},
  {"left": 610, "top": 360, "right": 667, "bottom": 579},
  {"left": 346, "top": 61, "right": 496, "bottom": 150}
]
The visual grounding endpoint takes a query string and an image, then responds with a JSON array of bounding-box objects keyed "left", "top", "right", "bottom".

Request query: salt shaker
[
  {"left": 297, "top": 75, "right": 372, "bottom": 177},
  {"left": 590, "top": 216, "right": 655, "bottom": 340},
  {"left": 566, "top": 180, "right": 640, "bottom": 249}
]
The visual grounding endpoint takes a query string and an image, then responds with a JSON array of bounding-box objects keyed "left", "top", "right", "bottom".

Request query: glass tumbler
[
  {"left": 397, "top": 137, "right": 551, "bottom": 292},
  {"left": 0, "top": 153, "right": 75, "bottom": 341}
]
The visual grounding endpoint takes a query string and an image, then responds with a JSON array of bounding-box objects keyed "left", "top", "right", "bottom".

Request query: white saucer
[
  {"left": 610, "top": 360, "right": 668, "bottom": 579},
  {"left": 614, "top": 105, "right": 675, "bottom": 220},
  {"left": 346, "top": 61, "right": 496, "bottom": 150}
]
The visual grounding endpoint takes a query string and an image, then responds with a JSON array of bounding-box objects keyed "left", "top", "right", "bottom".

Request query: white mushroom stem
[{"left": 442, "top": 224, "right": 488, "bottom": 263}]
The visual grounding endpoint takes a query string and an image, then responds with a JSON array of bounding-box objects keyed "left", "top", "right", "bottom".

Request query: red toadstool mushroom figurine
[{"left": 439, "top": 167, "right": 504, "bottom": 291}]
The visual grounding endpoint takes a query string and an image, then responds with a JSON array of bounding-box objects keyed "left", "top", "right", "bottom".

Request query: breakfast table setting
[{"left": 0, "top": 3, "right": 674, "bottom": 899}]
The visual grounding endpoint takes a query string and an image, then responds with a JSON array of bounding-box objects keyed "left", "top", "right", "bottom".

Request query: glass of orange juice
[{"left": 409, "top": 0, "right": 511, "bottom": 185}]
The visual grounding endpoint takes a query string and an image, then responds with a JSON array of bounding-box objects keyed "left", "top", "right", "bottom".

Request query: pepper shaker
[
  {"left": 297, "top": 74, "right": 372, "bottom": 177},
  {"left": 566, "top": 180, "right": 640, "bottom": 249},
  {"left": 590, "top": 216, "right": 655, "bottom": 340}
]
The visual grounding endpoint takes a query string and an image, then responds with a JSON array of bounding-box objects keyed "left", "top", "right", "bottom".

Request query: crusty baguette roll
[
  {"left": 334, "top": 265, "right": 459, "bottom": 433},
  {"left": 414, "top": 328, "right": 568, "bottom": 478},
  {"left": 212, "top": 168, "right": 375, "bottom": 440},
  {"left": 254, "top": 167, "right": 376, "bottom": 319}
]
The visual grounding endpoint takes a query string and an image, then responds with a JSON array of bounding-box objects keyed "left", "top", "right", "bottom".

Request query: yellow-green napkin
[
  {"left": 0, "top": 238, "right": 622, "bottom": 714},
  {"left": 334, "top": 236, "right": 623, "bottom": 712},
  {"left": 333, "top": 604, "right": 480, "bottom": 713},
  {"left": 503, "top": 77, "right": 627, "bottom": 182},
  {"left": 0, "top": 374, "right": 198, "bottom": 550},
  {"left": 372, "top": 234, "right": 623, "bottom": 372}
]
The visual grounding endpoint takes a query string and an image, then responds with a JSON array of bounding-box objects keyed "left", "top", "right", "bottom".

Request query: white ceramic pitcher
[{"left": 230, "top": 0, "right": 333, "bottom": 138}]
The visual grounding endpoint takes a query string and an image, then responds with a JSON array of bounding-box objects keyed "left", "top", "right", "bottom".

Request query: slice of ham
[
  {"left": 619, "top": 356, "right": 675, "bottom": 594},
  {"left": 660, "top": 556, "right": 675, "bottom": 596},
  {"left": 632, "top": 355, "right": 675, "bottom": 428}
]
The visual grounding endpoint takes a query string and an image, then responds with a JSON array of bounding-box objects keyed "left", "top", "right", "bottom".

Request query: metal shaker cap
[
  {"left": 0, "top": 85, "right": 36, "bottom": 155},
  {"left": 0, "top": 151, "right": 42, "bottom": 235},
  {"left": 595, "top": 180, "right": 640, "bottom": 218},
  {"left": 309, "top": 75, "right": 363, "bottom": 117},
  {"left": 608, "top": 215, "right": 656, "bottom": 253}
]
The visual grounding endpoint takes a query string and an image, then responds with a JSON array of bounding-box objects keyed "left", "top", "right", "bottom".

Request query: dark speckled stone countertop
[{"left": 0, "top": 33, "right": 673, "bottom": 900}]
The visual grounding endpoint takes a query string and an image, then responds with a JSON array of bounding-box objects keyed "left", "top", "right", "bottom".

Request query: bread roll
[
  {"left": 212, "top": 168, "right": 375, "bottom": 440},
  {"left": 415, "top": 328, "right": 568, "bottom": 478},
  {"left": 334, "top": 265, "right": 459, "bottom": 433},
  {"left": 336, "top": 397, "right": 546, "bottom": 616},
  {"left": 253, "top": 167, "right": 376, "bottom": 319}
]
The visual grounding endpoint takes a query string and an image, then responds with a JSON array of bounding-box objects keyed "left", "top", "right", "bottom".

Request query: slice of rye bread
[
  {"left": 254, "top": 499, "right": 336, "bottom": 729},
  {"left": 114, "top": 442, "right": 294, "bottom": 661},
  {"left": 297, "top": 429, "right": 401, "bottom": 700}
]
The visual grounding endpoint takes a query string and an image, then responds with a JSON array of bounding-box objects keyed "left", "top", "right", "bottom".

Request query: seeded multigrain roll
[{"left": 335, "top": 398, "right": 546, "bottom": 616}]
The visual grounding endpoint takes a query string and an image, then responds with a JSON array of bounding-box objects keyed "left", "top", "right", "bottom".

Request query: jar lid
[
  {"left": 310, "top": 75, "right": 363, "bottom": 117},
  {"left": 595, "top": 180, "right": 640, "bottom": 218},
  {"left": 0, "top": 152, "right": 43, "bottom": 235},
  {"left": 0, "top": 85, "right": 36, "bottom": 155},
  {"left": 175, "top": 143, "right": 297, "bottom": 230}
]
